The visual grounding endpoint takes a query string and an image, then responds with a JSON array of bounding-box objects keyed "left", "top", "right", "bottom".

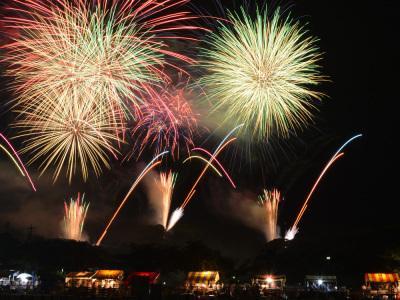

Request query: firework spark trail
[
  {"left": 181, "top": 138, "right": 236, "bottom": 209},
  {"left": 0, "top": 144, "right": 25, "bottom": 177},
  {"left": 215, "top": 124, "right": 244, "bottom": 152},
  {"left": 166, "top": 127, "right": 242, "bottom": 231},
  {"left": 330, "top": 134, "right": 363, "bottom": 160},
  {"left": 0, "top": 133, "right": 36, "bottom": 191},
  {"left": 179, "top": 124, "right": 243, "bottom": 210},
  {"left": 63, "top": 192, "right": 90, "bottom": 241},
  {"left": 285, "top": 154, "right": 344, "bottom": 240},
  {"left": 159, "top": 171, "right": 177, "bottom": 229},
  {"left": 286, "top": 134, "right": 362, "bottom": 240},
  {"left": 191, "top": 147, "right": 236, "bottom": 188},
  {"left": 259, "top": 189, "right": 281, "bottom": 242},
  {"left": 96, "top": 151, "right": 168, "bottom": 246},
  {"left": 183, "top": 156, "right": 223, "bottom": 177},
  {"left": 291, "top": 134, "right": 363, "bottom": 230},
  {"left": 285, "top": 153, "right": 344, "bottom": 240},
  {"left": 293, "top": 153, "right": 345, "bottom": 228},
  {"left": 200, "top": 8, "right": 324, "bottom": 141}
]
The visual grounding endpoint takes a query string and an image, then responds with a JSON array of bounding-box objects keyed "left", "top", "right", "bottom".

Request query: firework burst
[
  {"left": 259, "top": 188, "right": 281, "bottom": 242},
  {"left": 129, "top": 81, "right": 199, "bottom": 160},
  {"left": 3, "top": 0, "right": 202, "bottom": 130},
  {"left": 63, "top": 193, "right": 90, "bottom": 241},
  {"left": 200, "top": 8, "right": 324, "bottom": 141},
  {"left": 2, "top": 0, "right": 203, "bottom": 180},
  {"left": 14, "top": 94, "right": 119, "bottom": 183}
]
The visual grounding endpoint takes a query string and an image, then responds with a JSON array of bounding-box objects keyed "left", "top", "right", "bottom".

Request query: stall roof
[
  {"left": 306, "top": 275, "right": 337, "bottom": 281},
  {"left": 126, "top": 272, "right": 160, "bottom": 284},
  {"left": 65, "top": 271, "right": 95, "bottom": 279},
  {"left": 365, "top": 273, "right": 400, "bottom": 283},
  {"left": 187, "top": 271, "right": 220, "bottom": 284},
  {"left": 255, "top": 275, "right": 286, "bottom": 280},
  {"left": 93, "top": 270, "right": 124, "bottom": 280}
]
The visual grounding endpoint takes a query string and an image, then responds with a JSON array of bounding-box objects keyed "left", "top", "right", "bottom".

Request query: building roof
[
  {"left": 186, "top": 271, "right": 220, "bottom": 284},
  {"left": 365, "top": 273, "right": 400, "bottom": 283},
  {"left": 92, "top": 270, "right": 124, "bottom": 280}
]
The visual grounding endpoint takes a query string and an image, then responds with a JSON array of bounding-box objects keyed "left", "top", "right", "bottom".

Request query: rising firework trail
[
  {"left": 0, "top": 133, "right": 36, "bottom": 191},
  {"left": 63, "top": 193, "right": 90, "bottom": 241},
  {"left": 286, "top": 153, "right": 344, "bottom": 240},
  {"left": 96, "top": 151, "right": 168, "bottom": 246},
  {"left": 286, "top": 134, "right": 363, "bottom": 240},
  {"left": 259, "top": 189, "right": 281, "bottom": 242},
  {"left": 166, "top": 125, "right": 242, "bottom": 231},
  {"left": 200, "top": 8, "right": 324, "bottom": 140}
]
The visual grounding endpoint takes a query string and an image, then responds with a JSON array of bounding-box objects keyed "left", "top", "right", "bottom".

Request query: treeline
[{"left": 1, "top": 223, "right": 400, "bottom": 289}]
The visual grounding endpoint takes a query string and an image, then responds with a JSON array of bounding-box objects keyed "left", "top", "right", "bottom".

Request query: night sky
[{"left": 0, "top": 0, "right": 393, "bottom": 260}]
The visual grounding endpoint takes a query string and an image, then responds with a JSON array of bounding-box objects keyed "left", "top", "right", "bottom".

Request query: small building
[
  {"left": 92, "top": 270, "right": 124, "bottom": 289},
  {"left": 363, "top": 273, "right": 400, "bottom": 298},
  {"left": 65, "top": 271, "right": 95, "bottom": 288},
  {"left": 252, "top": 274, "right": 286, "bottom": 296},
  {"left": 305, "top": 275, "right": 338, "bottom": 292},
  {"left": 185, "top": 271, "right": 221, "bottom": 293}
]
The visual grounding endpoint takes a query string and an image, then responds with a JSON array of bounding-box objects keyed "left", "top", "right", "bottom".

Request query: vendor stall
[
  {"left": 305, "top": 275, "right": 337, "bottom": 292},
  {"left": 185, "top": 271, "right": 221, "bottom": 294},
  {"left": 363, "top": 273, "right": 400, "bottom": 298}
]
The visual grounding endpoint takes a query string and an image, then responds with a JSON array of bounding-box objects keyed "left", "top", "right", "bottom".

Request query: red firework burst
[{"left": 129, "top": 81, "right": 200, "bottom": 160}]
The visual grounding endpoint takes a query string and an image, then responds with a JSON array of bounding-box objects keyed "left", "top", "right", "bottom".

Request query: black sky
[{"left": 0, "top": 0, "right": 393, "bottom": 259}]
